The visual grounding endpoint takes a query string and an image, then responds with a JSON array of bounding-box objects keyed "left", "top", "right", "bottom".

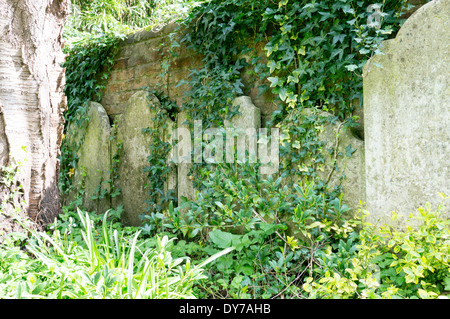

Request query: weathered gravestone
[
  {"left": 225, "top": 96, "right": 261, "bottom": 164},
  {"left": 175, "top": 111, "right": 196, "bottom": 204},
  {"left": 175, "top": 96, "right": 262, "bottom": 205},
  {"left": 114, "top": 91, "right": 175, "bottom": 226},
  {"left": 281, "top": 108, "right": 365, "bottom": 213},
  {"left": 66, "top": 101, "right": 112, "bottom": 214},
  {"left": 363, "top": 0, "right": 450, "bottom": 225},
  {"left": 317, "top": 114, "right": 365, "bottom": 212}
]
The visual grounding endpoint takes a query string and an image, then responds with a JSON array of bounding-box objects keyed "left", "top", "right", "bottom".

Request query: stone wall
[
  {"left": 102, "top": 23, "right": 196, "bottom": 117},
  {"left": 96, "top": 23, "right": 290, "bottom": 224},
  {"left": 65, "top": 1, "right": 449, "bottom": 226},
  {"left": 102, "top": 23, "right": 278, "bottom": 125},
  {"left": 62, "top": 22, "right": 361, "bottom": 225}
]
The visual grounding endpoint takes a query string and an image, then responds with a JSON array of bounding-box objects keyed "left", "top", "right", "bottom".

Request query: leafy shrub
[
  {"left": 303, "top": 198, "right": 450, "bottom": 299},
  {"left": 58, "top": 0, "right": 438, "bottom": 300},
  {"left": 65, "top": 0, "right": 203, "bottom": 36},
  {"left": 141, "top": 158, "right": 357, "bottom": 298}
]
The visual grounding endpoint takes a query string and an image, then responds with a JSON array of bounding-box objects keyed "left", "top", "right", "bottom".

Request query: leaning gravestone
[
  {"left": 175, "top": 111, "right": 196, "bottom": 205},
  {"left": 317, "top": 113, "right": 365, "bottom": 213},
  {"left": 363, "top": 0, "right": 450, "bottom": 225},
  {"left": 281, "top": 108, "right": 365, "bottom": 213},
  {"left": 66, "top": 101, "right": 112, "bottom": 214},
  {"left": 225, "top": 96, "right": 261, "bottom": 164},
  {"left": 175, "top": 96, "right": 262, "bottom": 205},
  {"left": 114, "top": 91, "right": 175, "bottom": 226}
]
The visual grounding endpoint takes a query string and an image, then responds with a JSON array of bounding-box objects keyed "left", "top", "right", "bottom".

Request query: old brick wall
[
  {"left": 73, "top": 22, "right": 365, "bottom": 225},
  {"left": 101, "top": 22, "right": 279, "bottom": 125},
  {"left": 101, "top": 23, "right": 201, "bottom": 118}
]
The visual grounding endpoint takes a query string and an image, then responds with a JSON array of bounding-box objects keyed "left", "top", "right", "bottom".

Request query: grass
[{"left": 0, "top": 207, "right": 232, "bottom": 299}]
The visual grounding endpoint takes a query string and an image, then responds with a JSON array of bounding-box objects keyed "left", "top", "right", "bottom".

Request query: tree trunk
[{"left": 0, "top": 0, "right": 69, "bottom": 226}]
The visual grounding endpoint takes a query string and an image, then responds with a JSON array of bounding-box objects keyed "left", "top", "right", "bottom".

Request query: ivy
[
  {"left": 60, "top": 0, "right": 434, "bottom": 299},
  {"left": 141, "top": 89, "right": 178, "bottom": 219},
  {"left": 143, "top": 0, "right": 419, "bottom": 298},
  {"left": 59, "top": 31, "right": 125, "bottom": 200}
]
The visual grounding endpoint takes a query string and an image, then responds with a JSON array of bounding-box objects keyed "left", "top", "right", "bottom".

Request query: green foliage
[
  {"left": 60, "top": 0, "right": 200, "bottom": 202},
  {"left": 59, "top": 32, "right": 125, "bottom": 196},
  {"left": 65, "top": 0, "right": 205, "bottom": 43},
  {"left": 141, "top": 90, "right": 178, "bottom": 216},
  {"left": 179, "top": 0, "right": 268, "bottom": 130},
  {"left": 303, "top": 198, "right": 450, "bottom": 299},
  {"left": 68, "top": 0, "right": 155, "bottom": 33},
  {"left": 58, "top": 0, "right": 437, "bottom": 300},
  {"left": 63, "top": 32, "right": 124, "bottom": 123},
  {"left": 172, "top": 0, "right": 413, "bottom": 203},
  {"left": 136, "top": 0, "right": 414, "bottom": 299},
  {"left": 144, "top": 158, "right": 357, "bottom": 298},
  {"left": 0, "top": 206, "right": 232, "bottom": 299},
  {"left": 174, "top": 0, "right": 417, "bottom": 197}
]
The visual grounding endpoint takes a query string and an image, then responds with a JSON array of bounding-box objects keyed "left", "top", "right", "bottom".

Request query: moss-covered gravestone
[
  {"left": 114, "top": 91, "right": 175, "bottom": 226},
  {"left": 363, "top": 0, "right": 450, "bottom": 225},
  {"left": 66, "top": 101, "right": 112, "bottom": 215}
]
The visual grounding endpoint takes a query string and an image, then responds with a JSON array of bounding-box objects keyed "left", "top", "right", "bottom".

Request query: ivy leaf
[
  {"left": 265, "top": 43, "right": 278, "bottom": 57},
  {"left": 345, "top": 144, "right": 357, "bottom": 157},
  {"left": 341, "top": 5, "right": 355, "bottom": 15},
  {"left": 345, "top": 64, "right": 359, "bottom": 72},
  {"left": 264, "top": 8, "right": 278, "bottom": 15},
  {"left": 444, "top": 277, "right": 450, "bottom": 291},
  {"left": 278, "top": 87, "right": 288, "bottom": 102},
  {"left": 267, "top": 60, "right": 279, "bottom": 73},
  {"left": 268, "top": 76, "right": 281, "bottom": 88},
  {"left": 287, "top": 75, "right": 299, "bottom": 84},
  {"left": 332, "top": 34, "right": 346, "bottom": 45},
  {"left": 298, "top": 46, "right": 306, "bottom": 56},
  {"left": 359, "top": 48, "right": 371, "bottom": 55},
  {"left": 286, "top": 92, "right": 298, "bottom": 104},
  {"left": 319, "top": 11, "right": 332, "bottom": 21}
]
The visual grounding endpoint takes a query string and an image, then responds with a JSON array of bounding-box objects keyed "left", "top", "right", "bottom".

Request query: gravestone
[
  {"left": 115, "top": 91, "right": 175, "bottom": 226},
  {"left": 318, "top": 115, "right": 365, "bottom": 212},
  {"left": 67, "top": 101, "right": 112, "bottom": 214},
  {"left": 176, "top": 96, "right": 262, "bottom": 205},
  {"left": 363, "top": 0, "right": 450, "bottom": 225},
  {"left": 281, "top": 108, "right": 365, "bottom": 212},
  {"left": 225, "top": 96, "right": 261, "bottom": 164},
  {"left": 176, "top": 111, "right": 196, "bottom": 205}
]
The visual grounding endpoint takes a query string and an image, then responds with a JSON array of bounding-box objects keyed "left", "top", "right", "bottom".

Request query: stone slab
[
  {"left": 363, "top": 0, "right": 450, "bottom": 225},
  {"left": 68, "top": 101, "right": 112, "bottom": 214},
  {"left": 114, "top": 91, "right": 175, "bottom": 226}
]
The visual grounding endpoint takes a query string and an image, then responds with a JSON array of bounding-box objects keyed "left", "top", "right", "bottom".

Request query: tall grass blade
[
  {"left": 195, "top": 246, "right": 235, "bottom": 269},
  {"left": 127, "top": 230, "right": 141, "bottom": 297}
]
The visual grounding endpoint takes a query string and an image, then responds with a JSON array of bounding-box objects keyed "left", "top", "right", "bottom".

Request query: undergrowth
[
  {"left": 49, "top": 0, "right": 448, "bottom": 300},
  {"left": 0, "top": 203, "right": 231, "bottom": 299}
]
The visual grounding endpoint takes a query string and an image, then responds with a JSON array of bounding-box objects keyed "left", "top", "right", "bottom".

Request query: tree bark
[{"left": 0, "top": 0, "right": 69, "bottom": 226}]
